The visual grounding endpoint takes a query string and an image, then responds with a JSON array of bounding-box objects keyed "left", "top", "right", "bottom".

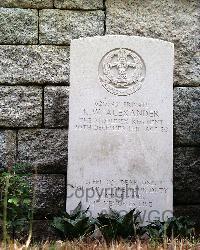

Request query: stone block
[
  {"left": 0, "top": 0, "right": 53, "bottom": 8},
  {"left": 15, "top": 220, "right": 57, "bottom": 242},
  {"left": 0, "top": 45, "right": 69, "bottom": 85},
  {"left": 44, "top": 86, "right": 69, "bottom": 128},
  {"left": 106, "top": 0, "right": 200, "bottom": 86},
  {"left": 174, "top": 205, "right": 200, "bottom": 228},
  {"left": 174, "top": 87, "right": 200, "bottom": 145},
  {"left": 0, "top": 8, "right": 38, "bottom": 44},
  {"left": 39, "top": 9, "right": 104, "bottom": 44},
  {"left": 17, "top": 129, "right": 68, "bottom": 173},
  {"left": 0, "top": 86, "right": 42, "bottom": 127},
  {"left": 54, "top": 0, "right": 103, "bottom": 9},
  {"left": 0, "top": 130, "right": 16, "bottom": 170},
  {"left": 174, "top": 147, "right": 200, "bottom": 205},
  {"left": 31, "top": 174, "right": 65, "bottom": 218}
]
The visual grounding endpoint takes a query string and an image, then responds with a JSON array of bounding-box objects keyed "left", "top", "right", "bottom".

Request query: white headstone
[{"left": 67, "top": 35, "right": 174, "bottom": 224}]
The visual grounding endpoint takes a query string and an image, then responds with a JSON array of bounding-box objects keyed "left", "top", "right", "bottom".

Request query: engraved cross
[{"left": 108, "top": 49, "right": 136, "bottom": 79}]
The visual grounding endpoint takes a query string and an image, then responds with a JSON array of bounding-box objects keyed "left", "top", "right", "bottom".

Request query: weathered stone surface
[
  {"left": 44, "top": 86, "right": 69, "bottom": 128},
  {"left": 174, "top": 147, "right": 200, "bottom": 205},
  {"left": 0, "top": 130, "right": 16, "bottom": 170},
  {"left": 0, "top": 45, "right": 69, "bottom": 85},
  {"left": 106, "top": 0, "right": 200, "bottom": 86},
  {"left": 174, "top": 205, "right": 200, "bottom": 228},
  {"left": 17, "top": 129, "right": 68, "bottom": 173},
  {"left": 39, "top": 9, "right": 104, "bottom": 44},
  {"left": 68, "top": 36, "right": 173, "bottom": 221},
  {"left": 54, "top": 0, "right": 103, "bottom": 9},
  {"left": 0, "top": 0, "right": 53, "bottom": 8},
  {"left": 174, "top": 87, "right": 200, "bottom": 145},
  {"left": 32, "top": 174, "right": 65, "bottom": 217},
  {"left": 0, "top": 8, "right": 38, "bottom": 44},
  {"left": 0, "top": 86, "right": 42, "bottom": 127}
]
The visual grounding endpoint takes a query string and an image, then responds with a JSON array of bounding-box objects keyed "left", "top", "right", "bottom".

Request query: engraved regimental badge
[{"left": 99, "top": 48, "right": 145, "bottom": 96}]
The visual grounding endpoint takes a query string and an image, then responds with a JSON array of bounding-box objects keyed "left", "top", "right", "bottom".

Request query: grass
[{"left": 0, "top": 238, "right": 200, "bottom": 250}]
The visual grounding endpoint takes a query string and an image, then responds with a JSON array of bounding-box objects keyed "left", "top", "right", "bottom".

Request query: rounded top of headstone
[{"left": 71, "top": 35, "right": 174, "bottom": 49}]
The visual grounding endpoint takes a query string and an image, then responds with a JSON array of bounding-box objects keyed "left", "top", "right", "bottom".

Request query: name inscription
[{"left": 74, "top": 99, "right": 169, "bottom": 133}]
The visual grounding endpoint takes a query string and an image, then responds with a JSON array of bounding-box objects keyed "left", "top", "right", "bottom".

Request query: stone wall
[{"left": 0, "top": 0, "right": 199, "bottom": 239}]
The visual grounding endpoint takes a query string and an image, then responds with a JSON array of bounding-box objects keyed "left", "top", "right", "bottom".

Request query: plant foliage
[
  {"left": 145, "top": 216, "right": 195, "bottom": 241},
  {"left": 96, "top": 208, "right": 141, "bottom": 242},
  {"left": 0, "top": 164, "right": 32, "bottom": 240},
  {"left": 51, "top": 202, "right": 95, "bottom": 240}
]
